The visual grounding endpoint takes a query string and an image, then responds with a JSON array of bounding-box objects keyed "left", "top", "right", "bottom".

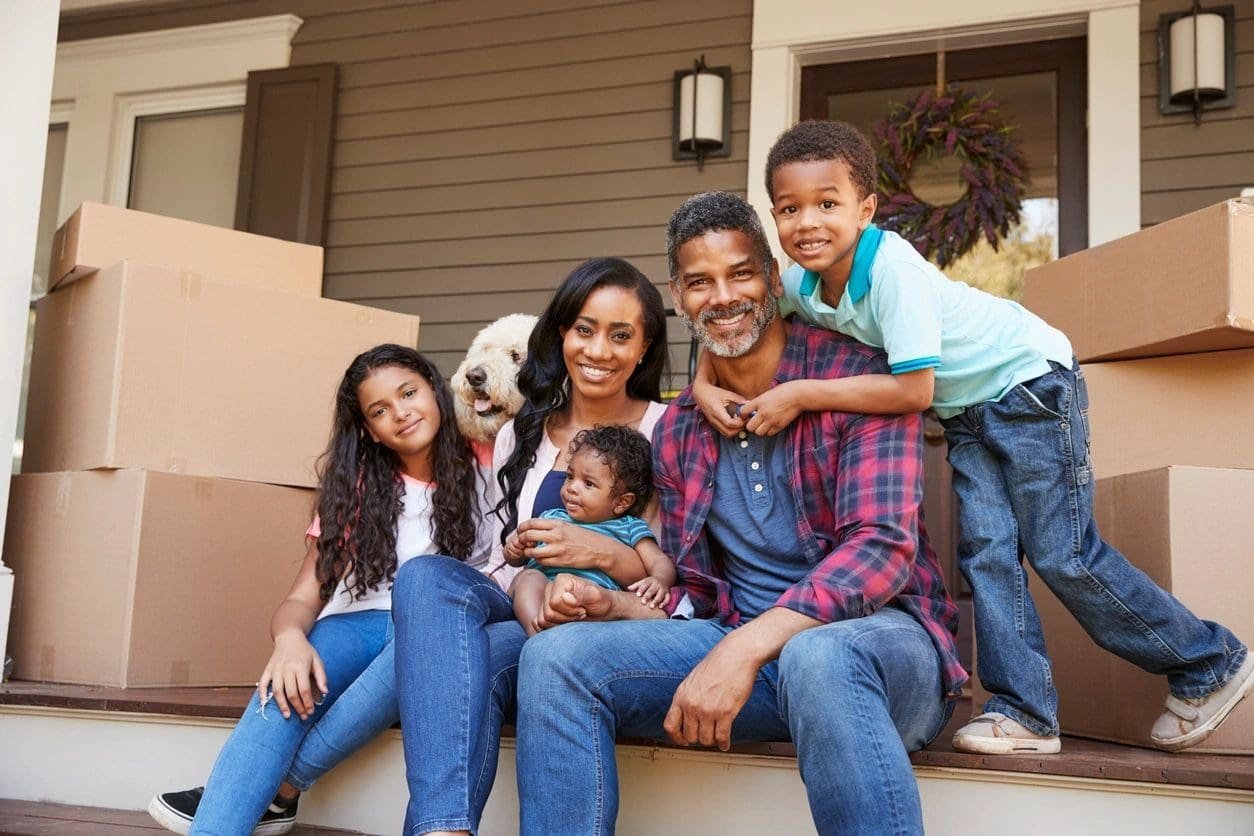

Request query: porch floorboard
[
  {"left": 2, "top": 680, "right": 1252, "bottom": 791},
  {"left": 0, "top": 798, "right": 363, "bottom": 835}
]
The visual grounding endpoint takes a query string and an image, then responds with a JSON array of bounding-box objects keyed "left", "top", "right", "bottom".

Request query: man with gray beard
[{"left": 510, "top": 191, "right": 963, "bottom": 835}]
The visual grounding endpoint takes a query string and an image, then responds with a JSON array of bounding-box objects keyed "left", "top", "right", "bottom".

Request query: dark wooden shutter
[{"left": 234, "top": 63, "right": 337, "bottom": 246}]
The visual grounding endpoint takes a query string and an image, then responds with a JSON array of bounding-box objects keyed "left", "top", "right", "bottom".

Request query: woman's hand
[
  {"left": 258, "top": 630, "right": 328, "bottom": 721},
  {"left": 515, "top": 517, "right": 646, "bottom": 583}
]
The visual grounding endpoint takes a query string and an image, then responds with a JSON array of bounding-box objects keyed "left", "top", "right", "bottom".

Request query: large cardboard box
[
  {"left": 22, "top": 260, "right": 420, "bottom": 488},
  {"left": 4, "top": 470, "right": 314, "bottom": 687},
  {"left": 1082, "top": 347, "right": 1254, "bottom": 480},
  {"left": 1024, "top": 198, "right": 1254, "bottom": 362},
  {"left": 1034, "top": 466, "right": 1254, "bottom": 754},
  {"left": 49, "top": 202, "right": 324, "bottom": 297}
]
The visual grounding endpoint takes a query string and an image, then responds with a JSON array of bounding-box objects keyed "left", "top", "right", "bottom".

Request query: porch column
[{"left": 0, "top": 1, "right": 60, "bottom": 668}]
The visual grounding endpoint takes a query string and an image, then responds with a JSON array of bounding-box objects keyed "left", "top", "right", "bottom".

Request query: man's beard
[{"left": 679, "top": 293, "right": 778, "bottom": 359}]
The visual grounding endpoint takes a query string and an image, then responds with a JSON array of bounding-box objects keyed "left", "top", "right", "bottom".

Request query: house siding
[
  {"left": 59, "top": 0, "right": 753, "bottom": 388},
  {"left": 1140, "top": 0, "right": 1254, "bottom": 226}
]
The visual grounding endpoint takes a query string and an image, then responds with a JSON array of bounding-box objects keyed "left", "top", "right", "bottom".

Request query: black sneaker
[{"left": 147, "top": 786, "right": 299, "bottom": 835}]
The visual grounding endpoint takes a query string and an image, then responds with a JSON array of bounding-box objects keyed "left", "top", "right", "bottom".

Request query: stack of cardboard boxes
[
  {"left": 1005, "top": 197, "right": 1254, "bottom": 754},
  {"left": 4, "top": 203, "right": 421, "bottom": 688}
]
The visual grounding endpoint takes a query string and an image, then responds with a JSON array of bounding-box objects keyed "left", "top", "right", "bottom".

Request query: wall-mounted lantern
[
  {"left": 1158, "top": 2, "right": 1236, "bottom": 124},
  {"left": 673, "top": 55, "right": 732, "bottom": 170}
]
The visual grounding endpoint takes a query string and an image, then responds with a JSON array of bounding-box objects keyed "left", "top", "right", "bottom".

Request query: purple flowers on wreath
[{"left": 873, "top": 87, "right": 1029, "bottom": 268}]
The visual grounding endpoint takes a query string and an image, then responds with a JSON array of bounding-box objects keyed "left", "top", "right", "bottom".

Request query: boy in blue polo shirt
[{"left": 691, "top": 120, "right": 1253, "bottom": 754}]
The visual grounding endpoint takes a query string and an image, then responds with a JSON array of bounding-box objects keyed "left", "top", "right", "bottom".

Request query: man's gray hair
[{"left": 665, "top": 192, "right": 775, "bottom": 281}]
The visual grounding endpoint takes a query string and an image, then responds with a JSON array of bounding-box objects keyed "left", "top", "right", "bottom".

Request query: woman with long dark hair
[{"left": 390, "top": 257, "right": 669, "bottom": 836}]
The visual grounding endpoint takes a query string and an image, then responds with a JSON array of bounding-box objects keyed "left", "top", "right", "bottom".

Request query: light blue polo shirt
[{"left": 779, "top": 226, "right": 1073, "bottom": 419}]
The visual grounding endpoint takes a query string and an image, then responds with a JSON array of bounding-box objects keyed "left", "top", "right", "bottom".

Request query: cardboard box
[
  {"left": 49, "top": 202, "right": 324, "bottom": 297},
  {"left": 4, "top": 470, "right": 314, "bottom": 687},
  {"left": 1024, "top": 198, "right": 1254, "bottom": 362},
  {"left": 1082, "top": 348, "right": 1254, "bottom": 479},
  {"left": 1034, "top": 466, "right": 1254, "bottom": 754},
  {"left": 22, "top": 260, "right": 419, "bottom": 488}
]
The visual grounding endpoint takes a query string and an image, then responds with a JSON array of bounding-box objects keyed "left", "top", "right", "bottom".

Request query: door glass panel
[
  {"left": 128, "top": 107, "right": 244, "bottom": 228},
  {"left": 33, "top": 123, "right": 68, "bottom": 295},
  {"left": 18, "top": 124, "right": 68, "bottom": 472},
  {"left": 827, "top": 71, "right": 1059, "bottom": 300}
]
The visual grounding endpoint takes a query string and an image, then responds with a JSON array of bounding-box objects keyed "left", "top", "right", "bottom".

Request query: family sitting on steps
[{"left": 148, "top": 120, "right": 1254, "bottom": 836}]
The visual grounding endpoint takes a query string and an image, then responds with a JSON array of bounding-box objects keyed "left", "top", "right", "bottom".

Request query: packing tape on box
[
  {"left": 55, "top": 474, "right": 73, "bottom": 517},
  {"left": 169, "top": 660, "right": 191, "bottom": 686},
  {"left": 40, "top": 645, "right": 55, "bottom": 680},
  {"left": 180, "top": 271, "right": 203, "bottom": 301},
  {"left": 166, "top": 457, "right": 187, "bottom": 474}
]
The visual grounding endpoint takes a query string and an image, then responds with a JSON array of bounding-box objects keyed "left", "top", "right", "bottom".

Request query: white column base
[{"left": 0, "top": 567, "right": 12, "bottom": 677}]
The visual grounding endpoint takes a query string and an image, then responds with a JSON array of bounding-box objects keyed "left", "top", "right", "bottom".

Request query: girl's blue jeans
[
  {"left": 191, "top": 610, "right": 399, "bottom": 835},
  {"left": 942, "top": 359, "right": 1247, "bottom": 737}
]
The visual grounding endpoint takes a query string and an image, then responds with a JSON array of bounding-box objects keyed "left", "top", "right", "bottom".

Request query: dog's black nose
[{"left": 465, "top": 366, "right": 487, "bottom": 388}]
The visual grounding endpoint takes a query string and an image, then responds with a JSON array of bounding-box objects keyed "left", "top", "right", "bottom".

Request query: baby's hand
[
  {"left": 693, "top": 377, "right": 746, "bottom": 438},
  {"left": 504, "top": 531, "right": 527, "bottom": 565},
  {"left": 628, "top": 576, "right": 670, "bottom": 609}
]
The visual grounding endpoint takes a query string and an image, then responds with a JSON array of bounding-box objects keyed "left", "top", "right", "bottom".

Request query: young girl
[
  {"left": 148, "top": 344, "right": 489, "bottom": 835},
  {"left": 506, "top": 424, "right": 676, "bottom": 634}
]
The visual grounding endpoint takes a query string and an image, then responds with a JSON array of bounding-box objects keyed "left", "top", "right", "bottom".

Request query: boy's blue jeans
[
  {"left": 191, "top": 610, "right": 399, "bottom": 835},
  {"left": 515, "top": 608, "right": 951, "bottom": 836},
  {"left": 942, "top": 360, "right": 1247, "bottom": 737}
]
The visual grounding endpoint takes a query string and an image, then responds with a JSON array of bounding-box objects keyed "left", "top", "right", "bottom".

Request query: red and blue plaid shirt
[{"left": 654, "top": 319, "right": 967, "bottom": 697}]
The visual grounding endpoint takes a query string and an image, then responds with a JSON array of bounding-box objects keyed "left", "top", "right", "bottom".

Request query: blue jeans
[
  {"left": 515, "top": 607, "right": 951, "bottom": 836},
  {"left": 392, "top": 556, "right": 526, "bottom": 836},
  {"left": 942, "top": 360, "right": 1247, "bottom": 737},
  {"left": 191, "top": 610, "right": 399, "bottom": 835}
]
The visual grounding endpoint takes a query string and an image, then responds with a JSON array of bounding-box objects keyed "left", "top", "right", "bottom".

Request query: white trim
[
  {"left": 106, "top": 83, "right": 247, "bottom": 207},
  {"left": 2, "top": 0, "right": 59, "bottom": 669},
  {"left": 50, "top": 14, "right": 301, "bottom": 225},
  {"left": 748, "top": 1, "right": 1142, "bottom": 252},
  {"left": 55, "top": 15, "right": 302, "bottom": 63}
]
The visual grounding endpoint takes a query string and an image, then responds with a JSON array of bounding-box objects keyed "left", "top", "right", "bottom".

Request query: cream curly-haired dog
[{"left": 451, "top": 313, "right": 538, "bottom": 462}]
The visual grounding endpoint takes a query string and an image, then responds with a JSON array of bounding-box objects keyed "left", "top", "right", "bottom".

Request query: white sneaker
[
  {"left": 1151, "top": 653, "right": 1254, "bottom": 752},
  {"left": 951, "top": 711, "right": 1061, "bottom": 755}
]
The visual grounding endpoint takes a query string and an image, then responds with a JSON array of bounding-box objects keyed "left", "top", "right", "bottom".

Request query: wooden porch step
[
  {"left": 0, "top": 798, "right": 363, "bottom": 835},
  {"left": 2, "top": 680, "right": 1252, "bottom": 792}
]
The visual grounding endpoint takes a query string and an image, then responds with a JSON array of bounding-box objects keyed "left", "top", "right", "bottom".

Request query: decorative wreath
[{"left": 873, "top": 87, "right": 1029, "bottom": 268}]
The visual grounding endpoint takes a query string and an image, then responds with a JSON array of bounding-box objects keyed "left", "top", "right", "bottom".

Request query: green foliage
[{"left": 941, "top": 223, "right": 1055, "bottom": 301}]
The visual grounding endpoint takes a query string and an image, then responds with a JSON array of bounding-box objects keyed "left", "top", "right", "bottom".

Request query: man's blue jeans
[
  {"left": 391, "top": 556, "right": 525, "bottom": 836},
  {"left": 516, "top": 607, "right": 951, "bottom": 836},
  {"left": 942, "top": 360, "right": 1247, "bottom": 737},
  {"left": 192, "top": 610, "right": 400, "bottom": 835}
]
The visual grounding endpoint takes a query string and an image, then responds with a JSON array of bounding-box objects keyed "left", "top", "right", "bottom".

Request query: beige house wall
[
  {"left": 57, "top": 0, "right": 1253, "bottom": 373},
  {"left": 1139, "top": 0, "right": 1254, "bottom": 226},
  {"left": 59, "top": 0, "right": 753, "bottom": 389}
]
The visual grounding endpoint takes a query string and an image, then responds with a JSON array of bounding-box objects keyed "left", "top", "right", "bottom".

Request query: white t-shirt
[{"left": 311, "top": 467, "right": 492, "bottom": 619}]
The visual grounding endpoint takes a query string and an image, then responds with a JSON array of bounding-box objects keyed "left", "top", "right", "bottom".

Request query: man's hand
[
  {"left": 663, "top": 640, "right": 758, "bottom": 751},
  {"left": 739, "top": 380, "right": 805, "bottom": 437}
]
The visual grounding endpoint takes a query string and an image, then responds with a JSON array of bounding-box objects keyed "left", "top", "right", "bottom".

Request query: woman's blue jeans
[
  {"left": 191, "top": 610, "right": 400, "bottom": 835},
  {"left": 942, "top": 360, "right": 1247, "bottom": 737},
  {"left": 391, "top": 556, "right": 525, "bottom": 836}
]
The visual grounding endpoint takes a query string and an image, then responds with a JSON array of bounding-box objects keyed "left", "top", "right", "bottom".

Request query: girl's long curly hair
[
  {"left": 496, "top": 257, "right": 666, "bottom": 541},
  {"left": 315, "top": 344, "right": 480, "bottom": 603}
]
